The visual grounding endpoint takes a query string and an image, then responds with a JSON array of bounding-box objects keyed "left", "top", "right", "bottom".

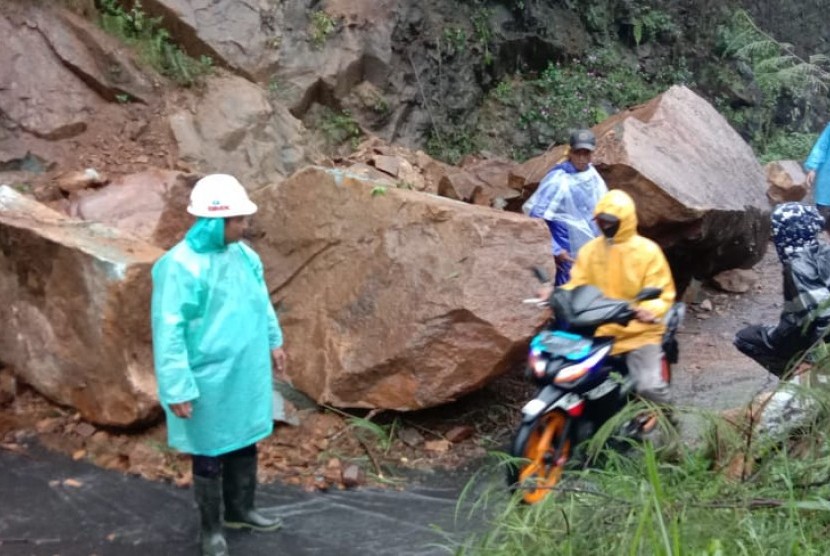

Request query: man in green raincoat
[{"left": 151, "top": 174, "right": 287, "bottom": 556}]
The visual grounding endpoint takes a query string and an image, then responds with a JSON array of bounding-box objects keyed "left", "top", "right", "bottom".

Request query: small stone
[
  {"left": 341, "top": 464, "right": 365, "bottom": 488},
  {"left": 711, "top": 268, "right": 759, "bottom": 294},
  {"left": 72, "top": 449, "right": 86, "bottom": 461},
  {"left": 35, "top": 417, "right": 63, "bottom": 434},
  {"left": 397, "top": 427, "right": 424, "bottom": 448},
  {"left": 445, "top": 425, "right": 475, "bottom": 443},
  {"left": 424, "top": 439, "right": 452, "bottom": 453},
  {"left": 63, "top": 478, "right": 83, "bottom": 488},
  {"left": 700, "top": 299, "right": 714, "bottom": 311},
  {"left": 74, "top": 423, "right": 97, "bottom": 438}
]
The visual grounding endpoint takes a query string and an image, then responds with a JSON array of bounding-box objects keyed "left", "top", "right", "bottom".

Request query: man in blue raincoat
[
  {"left": 805, "top": 123, "right": 830, "bottom": 231},
  {"left": 151, "top": 174, "right": 286, "bottom": 556},
  {"left": 522, "top": 129, "right": 607, "bottom": 285}
]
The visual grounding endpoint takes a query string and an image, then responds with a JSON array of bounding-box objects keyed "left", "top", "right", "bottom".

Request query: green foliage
[
  {"left": 759, "top": 131, "right": 819, "bottom": 165},
  {"left": 716, "top": 10, "right": 830, "bottom": 157},
  {"left": 519, "top": 50, "right": 662, "bottom": 142},
  {"left": 426, "top": 126, "right": 479, "bottom": 165},
  {"left": 347, "top": 415, "right": 394, "bottom": 451},
  {"left": 471, "top": 7, "right": 494, "bottom": 66},
  {"left": 442, "top": 26, "right": 468, "bottom": 56},
  {"left": 492, "top": 80, "right": 513, "bottom": 104},
  {"left": 630, "top": 8, "right": 678, "bottom": 46},
  {"left": 97, "top": 0, "right": 212, "bottom": 86},
  {"left": 319, "top": 108, "right": 362, "bottom": 148},
  {"left": 309, "top": 10, "right": 337, "bottom": 49}
]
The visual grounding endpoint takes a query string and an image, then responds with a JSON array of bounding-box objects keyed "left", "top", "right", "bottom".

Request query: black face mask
[{"left": 596, "top": 214, "right": 620, "bottom": 239}]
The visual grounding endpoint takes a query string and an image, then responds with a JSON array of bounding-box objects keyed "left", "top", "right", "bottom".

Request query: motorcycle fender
[{"left": 520, "top": 385, "right": 565, "bottom": 424}]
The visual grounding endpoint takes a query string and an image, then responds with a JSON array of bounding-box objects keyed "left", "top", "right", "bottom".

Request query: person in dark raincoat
[{"left": 735, "top": 203, "right": 830, "bottom": 377}]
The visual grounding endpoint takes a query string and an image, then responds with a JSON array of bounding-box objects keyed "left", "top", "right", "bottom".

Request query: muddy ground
[{"left": 0, "top": 245, "right": 784, "bottom": 491}]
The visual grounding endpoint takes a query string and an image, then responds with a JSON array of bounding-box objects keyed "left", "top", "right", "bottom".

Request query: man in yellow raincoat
[
  {"left": 151, "top": 174, "right": 286, "bottom": 556},
  {"left": 564, "top": 189, "right": 676, "bottom": 405}
]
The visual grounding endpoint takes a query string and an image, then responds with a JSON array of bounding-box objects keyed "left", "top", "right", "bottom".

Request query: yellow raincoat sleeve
[
  {"left": 637, "top": 246, "right": 675, "bottom": 319},
  {"left": 564, "top": 246, "right": 591, "bottom": 288},
  {"left": 151, "top": 256, "right": 202, "bottom": 405}
]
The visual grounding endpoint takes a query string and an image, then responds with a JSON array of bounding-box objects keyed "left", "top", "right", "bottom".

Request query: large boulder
[
  {"left": 169, "top": 75, "right": 311, "bottom": 190},
  {"left": 251, "top": 167, "right": 554, "bottom": 410},
  {"left": 68, "top": 168, "right": 196, "bottom": 249},
  {"left": 512, "top": 86, "right": 770, "bottom": 289},
  {"left": 0, "top": 186, "right": 162, "bottom": 426}
]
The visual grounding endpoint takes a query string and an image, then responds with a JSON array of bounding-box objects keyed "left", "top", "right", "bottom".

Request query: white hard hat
[{"left": 187, "top": 174, "right": 258, "bottom": 218}]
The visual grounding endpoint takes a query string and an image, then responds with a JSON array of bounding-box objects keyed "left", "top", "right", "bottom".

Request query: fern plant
[{"left": 718, "top": 10, "right": 830, "bottom": 154}]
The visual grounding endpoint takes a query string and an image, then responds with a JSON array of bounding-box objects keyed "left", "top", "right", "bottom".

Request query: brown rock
[
  {"left": 252, "top": 167, "right": 554, "bottom": 410},
  {"left": 169, "top": 76, "right": 310, "bottom": 190},
  {"left": 55, "top": 168, "right": 106, "bottom": 194},
  {"left": 0, "top": 186, "right": 163, "bottom": 426},
  {"left": 373, "top": 155, "right": 401, "bottom": 178},
  {"left": 68, "top": 168, "right": 196, "bottom": 249},
  {"left": 445, "top": 425, "right": 475, "bottom": 443},
  {"left": 711, "top": 268, "right": 760, "bottom": 294},
  {"left": 0, "top": 8, "right": 104, "bottom": 140},
  {"left": 341, "top": 464, "right": 365, "bottom": 488},
  {"left": 765, "top": 160, "right": 808, "bottom": 204},
  {"left": 424, "top": 439, "right": 452, "bottom": 453},
  {"left": 38, "top": 9, "right": 155, "bottom": 103},
  {"left": 74, "top": 422, "right": 97, "bottom": 438},
  {"left": 513, "top": 86, "right": 770, "bottom": 290}
]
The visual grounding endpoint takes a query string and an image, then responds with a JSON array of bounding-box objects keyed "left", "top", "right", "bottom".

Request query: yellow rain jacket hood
[{"left": 564, "top": 190, "right": 676, "bottom": 354}]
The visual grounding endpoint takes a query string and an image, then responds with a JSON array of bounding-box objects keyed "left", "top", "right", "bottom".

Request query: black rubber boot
[
  {"left": 223, "top": 453, "right": 282, "bottom": 531},
  {"left": 193, "top": 476, "right": 230, "bottom": 556}
]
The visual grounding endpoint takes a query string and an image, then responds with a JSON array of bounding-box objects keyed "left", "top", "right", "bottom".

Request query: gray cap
[{"left": 569, "top": 129, "right": 596, "bottom": 151}]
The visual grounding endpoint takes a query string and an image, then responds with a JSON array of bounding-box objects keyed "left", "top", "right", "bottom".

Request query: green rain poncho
[{"left": 151, "top": 218, "right": 283, "bottom": 456}]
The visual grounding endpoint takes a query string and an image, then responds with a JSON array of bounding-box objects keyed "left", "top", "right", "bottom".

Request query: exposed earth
[{"left": 0, "top": 244, "right": 784, "bottom": 492}]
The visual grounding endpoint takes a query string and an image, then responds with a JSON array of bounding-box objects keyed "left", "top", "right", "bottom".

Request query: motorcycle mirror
[
  {"left": 531, "top": 266, "right": 551, "bottom": 284},
  {"left": 635, "top": 287, "right": 662, "bottom": 301}
]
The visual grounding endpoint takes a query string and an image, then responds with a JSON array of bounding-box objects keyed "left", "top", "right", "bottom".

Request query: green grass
[{"left": 449, "top": 379, "right": 830, "bottom": 555}]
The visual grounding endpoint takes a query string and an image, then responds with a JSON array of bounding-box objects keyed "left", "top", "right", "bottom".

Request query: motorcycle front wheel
[{"left": 507, "top": 409, "right": 572, "bottom": 505}]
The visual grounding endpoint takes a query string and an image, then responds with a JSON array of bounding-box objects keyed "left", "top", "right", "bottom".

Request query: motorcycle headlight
[{"left": 528, "top": 351, "right": 548, "bottom": 378}]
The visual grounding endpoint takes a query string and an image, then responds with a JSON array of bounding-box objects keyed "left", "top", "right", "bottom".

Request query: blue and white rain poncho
[
  {"left": 806, "top": 123, "right": 830, "bottom": 207},
  {"left": 522, "top": 161, "right": 607, "bottom": 284},
  {"left": 151, "top": 217, "right": 283, "bottom": 456}
]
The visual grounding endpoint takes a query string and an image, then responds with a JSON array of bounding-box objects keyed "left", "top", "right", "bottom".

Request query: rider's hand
[
  {"left": 536, "top": 283, "right": 554, "bottom": 303},
  {"left": 634, "top": 307, "right": 658, "bottom": 324},
  {"left": 169, "top": 401, "right": 193, "bottom": 419},
  {"left": 807, "top": 170, "right": 817, "bottom": 188},
  {"left": 554, "top": 251, "right": 572, "bottom": 265}
]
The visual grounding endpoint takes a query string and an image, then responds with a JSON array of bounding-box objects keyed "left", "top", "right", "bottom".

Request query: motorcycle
[{"left": 507, "top": 276, "right": 685, "bottom": 504}]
